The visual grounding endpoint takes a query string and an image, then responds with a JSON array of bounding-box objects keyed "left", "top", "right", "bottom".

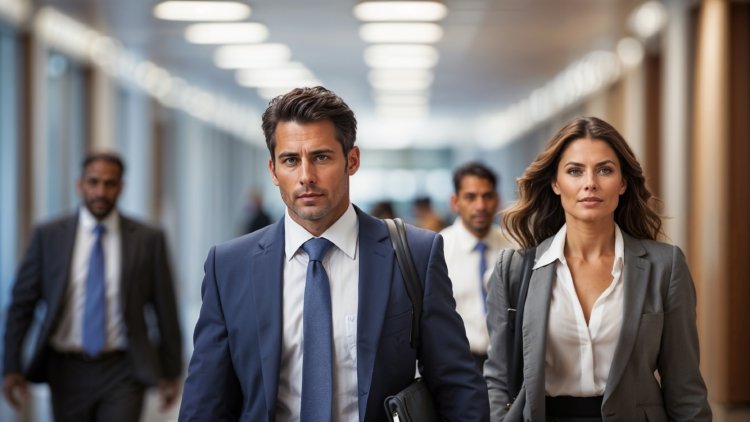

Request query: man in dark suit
[
  {"left": 2, "top": 152, "right": 183, "bottom": 421},
  {"left": 179, "top": 86, "right": 489, "bottom": 421}
]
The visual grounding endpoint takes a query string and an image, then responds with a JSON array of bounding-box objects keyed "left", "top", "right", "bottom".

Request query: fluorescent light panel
[
  {"left": 154, "top": 1, "right": 250, "bottom": 21},
  {"left": 360, "top": 22, "right": 443, "bottom": 43},
  {"left": 376, "top": 94, "right": 429, "bottom": 106},
  {"left": 354, "top": 1, "right": 447, "bottom": 22},
  {"left": 236, "top": 67, "right": 317, "bottom": 87},
  {"left": 214, "top": 43, "right": 292, "bottom": 69},
  {"left": 185, "top": 23, "right": 268, "bottom": 44},
  {"left": 364, "top": 44, "right": 439, "bottom": 69}
]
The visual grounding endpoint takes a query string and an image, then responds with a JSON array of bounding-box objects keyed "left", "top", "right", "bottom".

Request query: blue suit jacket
[{"left": 180, "top": 207, "right": 489, "bottom": 421}]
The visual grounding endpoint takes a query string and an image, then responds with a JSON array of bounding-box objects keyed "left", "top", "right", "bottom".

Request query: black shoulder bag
[
  {"left": 382, "top": 218, "right": 440, "bottom": 422},
  {"left": 505, "top": 247, "right": 536, "bottom": 409}
]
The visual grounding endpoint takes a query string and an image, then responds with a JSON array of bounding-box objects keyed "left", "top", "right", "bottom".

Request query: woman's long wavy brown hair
[{"left": 503, "top": 116, "right": 663, "bottom": 249}]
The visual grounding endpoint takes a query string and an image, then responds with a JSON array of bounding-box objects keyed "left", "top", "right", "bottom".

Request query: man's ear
[
  {"left": 268, "top": 158, "right": 279, "bottom": 186},
  {"left": 450, "top": 193, "right": 459, "bottom": 213},
  {"left": 346, "top": 146, "right": 360, "bottom": 175}
]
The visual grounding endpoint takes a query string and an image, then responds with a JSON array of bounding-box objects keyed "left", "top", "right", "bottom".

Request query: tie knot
[
  {"left": 302, "top": 237, "right": 333, "bottom": 262},
  {"left": 475, "top": 241, "right": 487, "bottom": 253},
  {"left": 93, "top": 224, "right": 106, "bottom": 236}
]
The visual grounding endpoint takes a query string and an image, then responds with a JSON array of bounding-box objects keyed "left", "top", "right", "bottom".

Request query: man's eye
[
  {"left": 315, "top": 155, "right": 330, "bottom": 162},
  {"left": 282, "top": 157, "right": 298, "bottom": 165}
]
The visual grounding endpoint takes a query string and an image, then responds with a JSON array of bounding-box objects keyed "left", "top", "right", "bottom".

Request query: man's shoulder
[
  {"left": 30, "top": 213, "right": 77, "bottom": 236},
  {"left": 119, "top": 214, "right": 166, "bottom": 237},
  {"left": 215, "top": 220, "right": 280, "bottom": 255}
]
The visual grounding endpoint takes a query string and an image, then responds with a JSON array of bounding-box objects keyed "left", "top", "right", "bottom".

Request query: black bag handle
[
  {"left": 384, "top": 218, "right": 422, "bottom": 349},
  {"left": 506, "top": 247, "right": 536, "bottom": 405}
]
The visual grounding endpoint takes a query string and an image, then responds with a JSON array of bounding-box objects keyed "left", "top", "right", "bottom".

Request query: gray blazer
[{"left": 484, "top": 232, "right": 711, "bottom": 421}]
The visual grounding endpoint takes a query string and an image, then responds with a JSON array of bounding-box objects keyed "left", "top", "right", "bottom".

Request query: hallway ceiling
[{"left": 34, "top": 0, "right": 643, "bottom": 147}]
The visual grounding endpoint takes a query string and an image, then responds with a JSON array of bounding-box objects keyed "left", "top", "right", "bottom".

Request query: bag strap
[
  {"left": 507, "top": 247, "right": 536, "bottom": 404},
  {"left": 384, "top": 218, "right": 422, "bottom": 350}
]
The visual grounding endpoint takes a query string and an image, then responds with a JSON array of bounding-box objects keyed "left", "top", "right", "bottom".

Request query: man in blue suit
[{"left": 179, "top": 86, "right": 489, "bottom": 421}]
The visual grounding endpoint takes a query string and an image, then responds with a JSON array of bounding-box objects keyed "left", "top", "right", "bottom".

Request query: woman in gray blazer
[{"left": 484, "top": 116, "right": 711, "bottom": 421}]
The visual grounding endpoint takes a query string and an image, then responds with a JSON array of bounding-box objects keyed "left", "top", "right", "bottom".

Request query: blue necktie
[
  {"left": 300, "top": 237, "right": 334, "bottom": 422},
  {"left": 475, "top": 241, "right": 488, "bottom": 312},
  {"left": 83, "top": 224, "right": 106, "bottom": 357}
]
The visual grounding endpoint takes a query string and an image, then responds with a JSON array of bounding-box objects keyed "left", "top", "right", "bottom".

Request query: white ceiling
[{"left": 33, "top": 0, "right": 644, "bottom": 147}]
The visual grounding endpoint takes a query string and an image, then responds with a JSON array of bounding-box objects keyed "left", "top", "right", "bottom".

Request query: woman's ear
[
  {"left": 551, "top": 179, "right": 561, "bottom": 195},
  {"left": 619, "top": 178, "right": 627, "bottom": 195}
]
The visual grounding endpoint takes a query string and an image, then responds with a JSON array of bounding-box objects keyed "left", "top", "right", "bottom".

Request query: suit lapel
[
  {"left": 522, "top": 241, "right": 554, "bottom": 421},
  {"left": 251, "top": 220, "right": 286, "bottom": 414},
  {"left": 47, "top": 215, "right": 79, "bottom": 321},
  {"left": 119, "top": 216, "right": 136, "bottom": 312},
  {"left": 354, "top": 209, "right": 393, "bottom": 420},
  {"left": 603, "top": 234, "right": 649, "bottom": 402}
]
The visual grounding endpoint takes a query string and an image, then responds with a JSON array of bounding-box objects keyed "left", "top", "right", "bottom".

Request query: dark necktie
[
  {"left": 475, "top": 241, "right": 488, "bottom": 312},
  {"left": 83, "top": 224, "right": 106, "bottom": 357},
  {"left": 300, "top": 237, "right": 335, "bottom": 422}
]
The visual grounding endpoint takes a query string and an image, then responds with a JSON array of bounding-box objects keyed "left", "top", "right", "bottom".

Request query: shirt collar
[
  {"left": 534, "top": 223, "right": 625, "bottom": 271},
  {"left": 284, "top": 203, "right": 358, "bottom": 261},
  {"left": 78, "top": 206, "right": 119, "bottom": 235},
  {"left": 450, "top": 217, "right": 504, "bottom": 251}
]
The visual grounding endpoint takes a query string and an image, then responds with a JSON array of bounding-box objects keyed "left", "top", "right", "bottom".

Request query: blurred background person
[
  {"left": 243, "top": 188, "right": 273, "bottom": 234},
  {"left": 484, "top": 117, "right": 710, "bottom": 421},
  {"left": 412, "top": 195, "right": 448, "bottom": 232},
  {"left": 370, "top": 199, "right": 397, "bottom": 220},
  {"left": 440, "top": 162, "right": 511, "bottom": 371},
  {"left": 2, "top": 152, "right": 183, "bottom": 422}
]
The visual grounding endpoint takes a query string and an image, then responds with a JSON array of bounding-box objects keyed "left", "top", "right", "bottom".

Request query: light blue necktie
[
  {"left": 300, "top": 237, "right": 334, "bottom": 422},
  {"left": 475, "top": 241, "right": 488, "bottom": 312},
  {"left": 83, "top": 224, "right": 106, "bottom": 357}
]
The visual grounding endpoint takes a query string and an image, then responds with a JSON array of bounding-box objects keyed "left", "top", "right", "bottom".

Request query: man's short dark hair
[
  {"left": 82, "top": 151, "right": 125, "bottom": 179},
  {"left": 261, "top": 86, "right": 357, "bottom": 159},
  {"left": 452, "top": 162, "right": 498, "bottom": 193}
]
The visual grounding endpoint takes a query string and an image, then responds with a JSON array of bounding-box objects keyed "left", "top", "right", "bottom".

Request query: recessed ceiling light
[
  {"left": 214, "top": 44, "right": 292, "bottom": 69},
  {"left": 354, "top": 1, "right": 447, "bottom": 22},
  {"left": 154, "top": 1, "right": 250, "bottom": 22},
  {"left": 185, "top": 23, "right": 269, "bottom": 44},
  {"left": 369, "top": 69, "right": 434, "bottom": 90},
  {"left": 360, "top": 23, "right": 443, "bottom": 43},
  {"left": 364, "top": 44, "right": 439, "bottom": 69},
  {"left": 236, "top": 66, "right": 317, "bottom": 87},
  {"left": 376, "top": 93, "right": 429, "bottom": 106}
]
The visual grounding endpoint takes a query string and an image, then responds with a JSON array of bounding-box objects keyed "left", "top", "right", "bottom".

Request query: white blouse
[{"left": 533, "top": 224, "right": 625, "bottom": 397}]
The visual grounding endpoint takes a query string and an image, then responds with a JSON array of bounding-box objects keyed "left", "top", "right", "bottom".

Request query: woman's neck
[{"left": 563, "top": 219, "right": 616, "bottom": 262}]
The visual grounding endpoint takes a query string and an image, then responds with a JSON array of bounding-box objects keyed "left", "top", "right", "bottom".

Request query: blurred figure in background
[
  {"left": 2, "top": 151, "right": 183, "bottom": 422},
  {"left": 440, "top": 162, "right": 511, "bottom": 371},
  {"left": 370, "top": 199, "right": 397, "bottom": 220},
  {"left": 243, "top": 188, "right": 272, "bottom": 234},
  {"left": 412, "top": 195, "right": 447, "bottom": 232}
]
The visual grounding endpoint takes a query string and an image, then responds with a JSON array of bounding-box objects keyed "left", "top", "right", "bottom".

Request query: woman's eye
[
  {"left": 567, "top": 168, "right": 582, "bottom": 175},
  {"left": 598, "top": 167, "right": 613, "bottom": 175}
]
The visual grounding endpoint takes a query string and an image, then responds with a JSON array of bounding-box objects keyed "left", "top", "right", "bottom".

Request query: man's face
[
  {"left": 268, "top": 120, "right": 360, "bottom": 236},
  {"left": 451, "top": 175, "right": 499, "bottom": 238},
  {"left": 77, "top": 159, "right": 123, "bottom": 220}
]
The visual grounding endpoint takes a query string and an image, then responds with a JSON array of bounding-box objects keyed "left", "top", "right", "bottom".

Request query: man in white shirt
[
  {"left": 440, "top": 162, "right": 511, "bottom": 370},
  {"left": 180, "top": 87, "right": 489, "bottom": 421},
  {"left": 3, "top": 152, "right": 182, "bottom": 421}
]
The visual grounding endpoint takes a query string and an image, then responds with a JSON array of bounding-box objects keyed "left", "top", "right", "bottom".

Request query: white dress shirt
[
  {"left": 50, "top": 206, "right": 127, "bottom": 352},
  {"left": 440, "top": 219, "right": 511, "bottom": 355},
  {"left": 276, "top": 204, "right": 360, "bottom": 422},
  {"left": 534, "top": 224, "right": 625, "bottom": 397}
]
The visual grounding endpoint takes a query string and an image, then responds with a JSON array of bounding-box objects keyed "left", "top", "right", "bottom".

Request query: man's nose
[{"left": 299, "top": 159, "right": 316, "bottom": 185}]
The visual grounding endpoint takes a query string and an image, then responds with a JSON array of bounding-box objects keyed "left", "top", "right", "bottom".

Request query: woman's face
[{"left": 551, "top": 137, "right": 626, "bottom": 225}]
